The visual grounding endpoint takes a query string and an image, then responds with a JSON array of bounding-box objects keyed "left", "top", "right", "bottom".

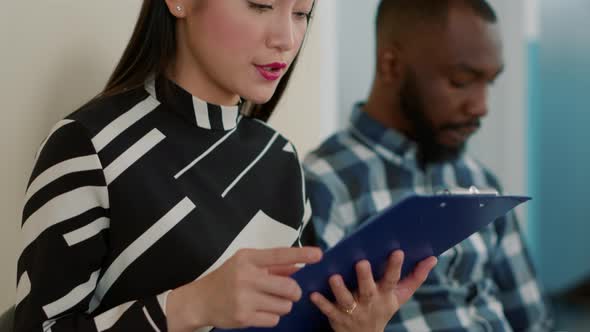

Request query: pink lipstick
[{"left": 255, "top": 62, "right": 287, "bottom": 81}]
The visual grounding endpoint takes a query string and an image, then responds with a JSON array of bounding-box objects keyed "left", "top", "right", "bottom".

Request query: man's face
[{"left": 398, "top": 6, "right": 504, "bottom": 164}]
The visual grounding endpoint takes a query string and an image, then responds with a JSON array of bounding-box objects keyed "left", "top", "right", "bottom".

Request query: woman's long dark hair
[{"left": 101, "top": 0, "right": 313, "bottom": 122}]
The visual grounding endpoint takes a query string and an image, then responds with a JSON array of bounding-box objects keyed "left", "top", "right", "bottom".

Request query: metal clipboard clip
[
  {"left": 434, "top": 186, "right": 500, "bottom": 209},
  {"left": 435, "top": 186, "right": 499, "bottom": 196}
]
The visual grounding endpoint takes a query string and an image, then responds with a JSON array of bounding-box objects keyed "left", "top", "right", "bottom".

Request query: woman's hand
[
  {"left": 310, "top": 251, "right": 437, "bottom": 332},
  {"left": 167, "top": 247, "right": 323, "bottom": 332}
]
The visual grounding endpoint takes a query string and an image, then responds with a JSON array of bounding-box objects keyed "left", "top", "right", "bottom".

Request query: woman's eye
[
  {"left": 294, "top": 11, "right": 312, "bottom": 21},
  {"left": 248, "top": 1, "right": 273, "bottom": 13}
]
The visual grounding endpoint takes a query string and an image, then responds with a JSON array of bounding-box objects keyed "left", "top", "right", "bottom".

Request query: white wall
[
  {"left": 270, "top": 0, "right": 336, "bottom": 154},
  {"left": 0, "top": 1, "right": 326, "bottom": 311},
  {"left": 469, "top": 0, "right": 527, "bottom": 200},
  {"left": 335, "top": 0, "right": 380, "bottom": 127},
  {"left": 468, "top": 0, "right": 528, "bottom": 223}
]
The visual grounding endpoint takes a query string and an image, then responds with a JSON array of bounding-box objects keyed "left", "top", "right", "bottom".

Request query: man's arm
[{"left": 491, "top": 211, "right": 554, "bottom": 331}]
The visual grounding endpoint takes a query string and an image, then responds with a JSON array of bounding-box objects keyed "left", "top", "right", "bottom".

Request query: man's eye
[{"left": 451, "top": 80, "right": 469, "bottom": 88}]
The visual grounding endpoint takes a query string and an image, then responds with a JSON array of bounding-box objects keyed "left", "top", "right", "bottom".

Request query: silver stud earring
[{"left": 176, "top": 5, "right": 183, "bottom": 12}]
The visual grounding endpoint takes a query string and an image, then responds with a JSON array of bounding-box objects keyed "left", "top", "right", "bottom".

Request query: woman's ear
[{"left": 164, "top": 0, "right": 188, "bottom": 18}]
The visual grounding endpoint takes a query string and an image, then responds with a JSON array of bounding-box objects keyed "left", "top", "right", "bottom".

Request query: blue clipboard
[{"left": 215, "top": 193, "right": 530, "bottom": 332}]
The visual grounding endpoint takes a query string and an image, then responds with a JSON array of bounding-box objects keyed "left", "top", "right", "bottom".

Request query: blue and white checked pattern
[{"left": 304, "top": 104, "right": 553, "bottom": 331}]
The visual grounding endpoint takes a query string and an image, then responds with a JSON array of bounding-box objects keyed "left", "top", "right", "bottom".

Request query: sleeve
[
  {"left": 490, "top": 212, "right": 553, "bottom": 331},
  {"left": 485, "top": 174, "right": 554, "bottom": 331},
  {"left": 289, "top": 142, "right": 317, "bottom": 248},
  {"left": 299, "top": 209, "right": 318, "bottom": 247},
  {"left": 14, "top": 120, "right": 170, "bottom": 332},
  {"left": 302, "top": 158, "right": 348, "bottom": 251}
]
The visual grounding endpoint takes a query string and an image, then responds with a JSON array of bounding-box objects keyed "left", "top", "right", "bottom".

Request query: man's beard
[{"left": 398, "top": 73, "right": 473, "bottom": 168}]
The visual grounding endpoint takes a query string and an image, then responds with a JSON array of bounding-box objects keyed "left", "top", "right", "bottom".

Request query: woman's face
[{"left": 169, "top": 0, "right": 314, "bottom": 105}]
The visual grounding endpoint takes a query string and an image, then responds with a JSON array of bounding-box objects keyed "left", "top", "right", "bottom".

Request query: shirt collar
[
  {"left": 145, "top": 76, "right": 242, "bottom": 131},
  {"left": 348, "top": 103, "right": 473, "bottom": 174},
  {"left": 349, "top": 103, "right": 418, "bottom": 166}
]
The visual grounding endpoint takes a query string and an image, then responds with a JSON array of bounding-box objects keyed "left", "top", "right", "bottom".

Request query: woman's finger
[
  {"left": 267, "top": 265, "right": 301, "bottom": 277},
  {"left": 395, "top": 256, "right": 437, "bottom": 304},
  {"left": 310, "top": 292, "right": 346, "bottom": 323},
  {"left": 252, "top": 273, "right": 302, "bottom": 302},
  {"left": 248, "top": 247, "right": 322, "bottom": 267},
  {"left": 249, "top": 312, "right": 281, "bottom": 328},
  {"left": 379, "top": 250, "right": 404, "bottom": 292},
  {"left": 251, "top": 293, "right": 294, "bottom": 316},
  {"left": 356, "top": 260, "right": 378, "bottom": 303},
  {"left": 328, "top": 274, "right": 356, "bottom": 311}
]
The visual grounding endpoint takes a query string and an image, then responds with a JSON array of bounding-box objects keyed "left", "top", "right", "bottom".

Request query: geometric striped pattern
[
  {"left": 221, "top": 132, "right": 279, "bottom": 198},
  {"left": 24, "top": 155, "right": 103, "bottom": 202},
  {"left": 142, "top": 306, "right": 161, "bottom": 332},
  {"left": 89, "top": 197, "right": 196, "bottom": 312},
  {"left": 191, "top": 96, "right": 240, "bottom": 131},
  {"left": 94, "top": 301, "right": 135, "bottom": 331},
  {"left": 14, "top": 76, "right": 314, "bottom": 331},
  {"left": 92, "top": 96, "right": 160, "bottom": 153},
  {"left": 304, "top": 105, "right": 553, "bottom": 331},
  {"left": 174, "top": 126, "right": 238, "bottom": 180},
  {"left": 63, "top": 217, "right": 110, "bottom": 247},
  {"left": 42, "top": 270, "right": 101, "bottom": 319},
  {"left": 196, "top": 209, "right": 301, "bottom": 281},
  {"left": 103, "top": 128, "right": 166, "bottom": 185},
  {"left": 20, "top": 185, "right": 109, "bottom": 254}
]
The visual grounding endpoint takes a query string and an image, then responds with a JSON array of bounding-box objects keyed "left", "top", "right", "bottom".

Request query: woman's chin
[
  {"left": 240, "top": 85, "right": 280, "bottom": 105},
  {"left": 246, "top": 95, "right": 272, "bottom": 105}
]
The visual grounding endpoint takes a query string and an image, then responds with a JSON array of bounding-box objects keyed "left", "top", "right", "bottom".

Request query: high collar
[{"left": 145, "top": 76, "right": 242, "bottom": 131}]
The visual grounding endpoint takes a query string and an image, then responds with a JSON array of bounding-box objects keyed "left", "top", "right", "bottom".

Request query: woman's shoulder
[
  {"left": 241, "top": 116, "right": 300, "bottom": 156},
  {"left": 66, "top": 87, "right": 155, "bottom": 138}
]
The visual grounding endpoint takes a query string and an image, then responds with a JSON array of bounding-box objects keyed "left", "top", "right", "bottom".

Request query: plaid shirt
[{"left": 303, "top": 104, "right": 552, "bottom": 332}]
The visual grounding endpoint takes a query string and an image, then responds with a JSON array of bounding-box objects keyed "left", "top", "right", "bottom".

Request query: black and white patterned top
[{"left": 15, "top": 77, "right": 314, "bottom": 332}]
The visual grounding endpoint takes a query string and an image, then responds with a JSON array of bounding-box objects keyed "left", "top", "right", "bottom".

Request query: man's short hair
[{"left": 376, "top": 0, "right": 497, "bottom": 43}]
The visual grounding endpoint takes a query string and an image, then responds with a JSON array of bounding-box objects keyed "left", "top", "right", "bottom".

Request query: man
[{"left": 304, "top": 0, "right": 553, "bottom": 330}]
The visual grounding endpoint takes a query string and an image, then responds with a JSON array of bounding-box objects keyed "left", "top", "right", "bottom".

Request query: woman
[{"left": 14, "top": 1, "right": 436, "bottom": 331}]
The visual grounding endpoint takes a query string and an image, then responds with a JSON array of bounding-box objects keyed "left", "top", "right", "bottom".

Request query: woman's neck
[{"left": 167, "top": 53, "right": 240, "bottom": 106}]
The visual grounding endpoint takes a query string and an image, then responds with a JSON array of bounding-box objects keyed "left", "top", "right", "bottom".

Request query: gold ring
[{"left": 343, "top": 301, "right": 357, "bottom": 315}]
